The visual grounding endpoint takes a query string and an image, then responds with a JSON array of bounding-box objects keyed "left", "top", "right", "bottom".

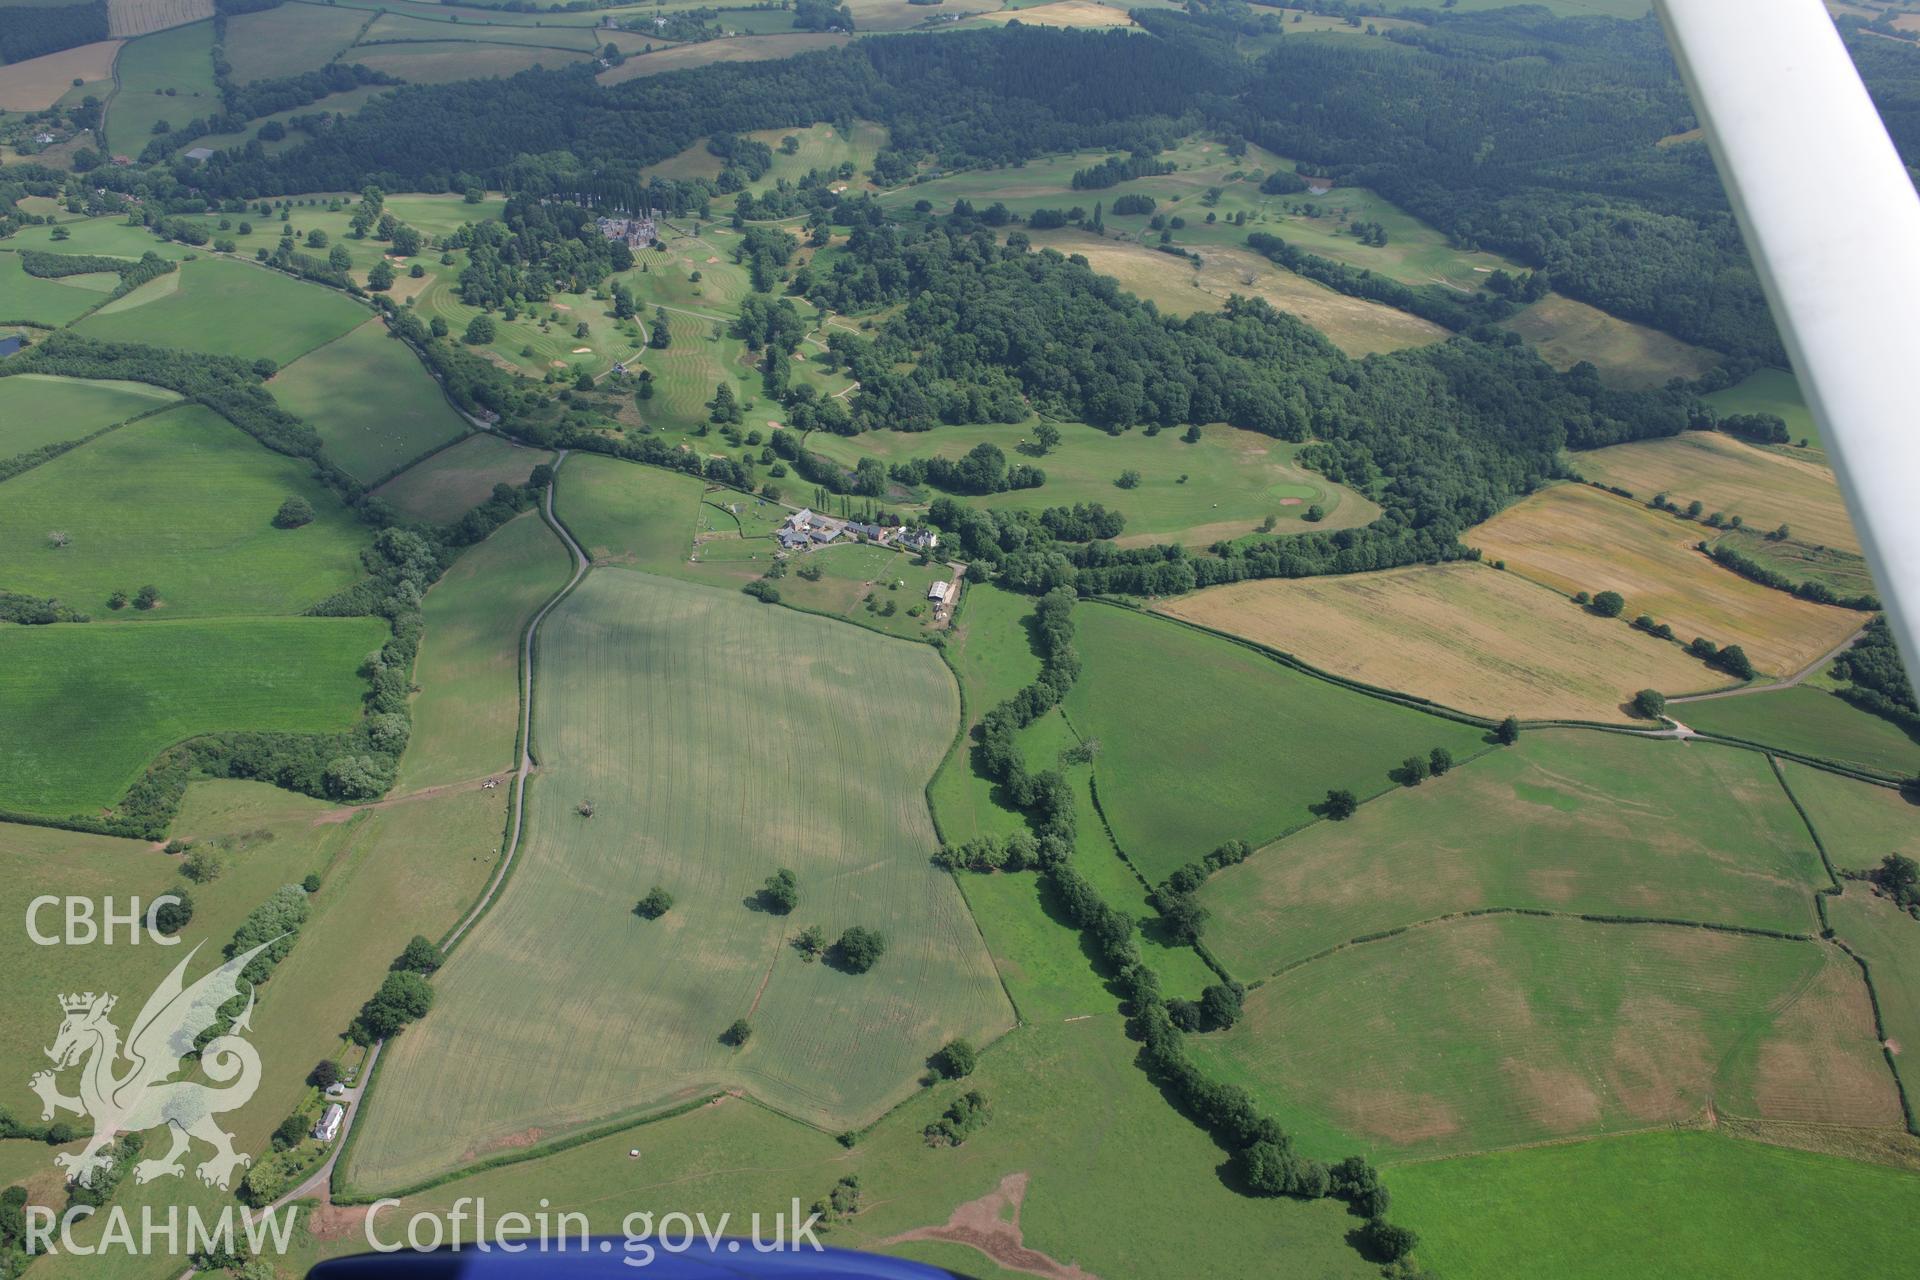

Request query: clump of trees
[
  {"left": 723, "top": 1018, "right": 753, "bottom": 1048},
  {"left": 931, "top": 1039, "right": 977, "bottom": 1080},
  {"left": 923, "top": 1090, "right": 991, "bottom": 1146},
  {"left": 350, "top": 970, "right": 435, "bottom": 1045},
  {"left": 394, "top": 935, "right": 445, "bottom": 975},
  {"left": 635, "top": 886, "right": 674, "bottom": 919},
  {"left": 761, "top": 868, "right": 798, "bottom": 914},
  {"left": 1632, "top": 689, "right": 1667, "bottom": 720},
  {"left": 273, "top": 496, "right": 315, "bottom": 528},
  {"left": 833, "top": 926, "right": 887, "bottom": 973}
]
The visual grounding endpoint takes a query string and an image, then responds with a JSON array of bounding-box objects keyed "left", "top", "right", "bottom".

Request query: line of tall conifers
[{"left": 939, "top": 589, "right": 1421, "bottom": 1266}]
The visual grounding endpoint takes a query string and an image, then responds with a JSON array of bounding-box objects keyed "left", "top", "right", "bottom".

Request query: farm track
[
  {"left": 256, "top": 453, "right": 584, "bottom": 1222},
  {"left": 1670, "top": 627, "right": 1866, "bottom": 703}
]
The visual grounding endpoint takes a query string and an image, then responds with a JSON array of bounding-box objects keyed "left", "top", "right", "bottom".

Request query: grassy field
[
  {"left": 0, "top": 215, "right": 193, "bottom": 261},
  {"left": 398, "top": 511, "right": 571, "bottom": 792},
  {"left": 0, "top": 373, "right": 178, "bottom": 456},
  {"left": 1021, "top": 227, "right": 1447, "bottom": 356},
  {"left": 926, "top": 582, "right": 1047, "bottom": 851},
  {"left": 1470, "top": 484, "right": 1864, "bottom": 677},
  {"left": 597, "top": 33, "right": 851, "bottom": 82},
  {"left": 346, "top": 569, "right": 1012, "bottom": 1193},
  {"left": 1827, "top": 890, "right": 1920, "bottom": 1078},
  {"left": 361, "top": 12, "right": 603, "bottom": 49},
  {"left": 270, "top": 319, "right": 470, "bottom": 482},
  {"left": 348, "top": 39, "right": 594, "bottom": 83},
  {"left": 1390, "top": 1129, "right": 1920, "bottom": 1280},
  {"left": 974, "top": 0, "right": 1138, "bottom": 28},
  {"left": 1190, "top": 915, "right": 1896, "bottom": 1160},
  {"left": 1576, "top": 430, "right": 1861, "bottom": 555},
  {"left": 1062, "top": 603, "right": 1486, "bottom": 882},
  {"left": 1502, "top": 293, "right": 1719, "bottom": 389},
  {"left": 104, "top": 19, "right": 216, "bottom": 153},
  {"left": 1711, "top": 526, "right": 1877, "bottom": 600},
  {"left": 0, "top": 614, "right": 384, "bottom": 817},
  {"left": 554, "top": 451, "right": 708, "bottom": 571},
  {"left": 221, "top": 0, "right": 368, "bottom": 80},
  {"left": 0, "top": 40, "right": 122, "bottom": 112},
  {"left": 1778, "top": 761, "right": 1920, "bottom": 870},
  {"left": 300, "top": 1017, "right": 1370, "bottom": 1279},
  {"left": 0, "top": 404, "right": 371, "bottom": 618},
  {"left": 1683, "top": 689, "right": 1918, "bottom": 778},
  {"left": 1704, "top": 365, "right": 1821, "bottom": 452},
  {"left": 75, "top": 257, "right": 367, "bottom": 367},
  {"left": 1201, "top": 731, "right": 1824, "bottom": 979},
  {"left": 372, "top": 431, "right": 549, "bottom": 524},
  {"left": 0, "top": 251, "right": 111, "bottom": 325},
  {"left": 1160, "top": 562, "right": 1720, "bottom": 721},
  {"left": 806, "top": 419, "right": 1378, "bottom": 547}
]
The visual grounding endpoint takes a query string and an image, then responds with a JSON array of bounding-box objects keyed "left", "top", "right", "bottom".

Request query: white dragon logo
[{"left": 29, "top": 940, "right": 271, "bottom": 1191}]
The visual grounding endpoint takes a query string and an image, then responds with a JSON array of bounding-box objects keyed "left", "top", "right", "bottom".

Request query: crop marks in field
[
  {"left": 346, "top": 570, "right": 1013, "bottom": 1193},
  {"left": 374, "top": 432, "right": 551, "bottom": 525},
  {"left": 1470, "top": 484, "right": 1862, "bottom": 677},
  {"left": 1200, "top": 731, "right": 1824, "bottom": 979},
  {"left": 1160, "top": 562, "right": 1720, "bottom": 721},
  {"left": 1190, "top": 914, "right": 1899, "bottom": 1161}
]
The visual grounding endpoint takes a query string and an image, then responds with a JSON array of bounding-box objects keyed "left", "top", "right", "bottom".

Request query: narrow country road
[
  {"left": 1669, "top": 627, "right": 1865, "bottom": 704},
  {"left": 255, "top": 452, "right": 587, "bottom": 1225}
]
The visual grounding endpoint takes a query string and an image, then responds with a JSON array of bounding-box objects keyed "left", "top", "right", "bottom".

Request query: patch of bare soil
[
  {"left": 461, "top": 1127, "right": 544, "bottom": 1163},
  {"left": 880, "top": 1172, "right": 1096, "bottom": 1280},
  {"left": 305, "top": 1201, "right": 373, "bottom": 1242}
]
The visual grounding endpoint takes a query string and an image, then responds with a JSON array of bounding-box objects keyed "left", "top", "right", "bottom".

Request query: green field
[
  {"left": 1202, "top": 731, "right": 1824, "bottom": 979},
  {"left": 1682, "top": 687, "right": 1919, "bottom": 778},
  {"left": 1390, "top": 1130, "right": 1920, "bottom": 1280},
  {"left": 0, "top": 404, "right": 371, "bottom": 618},
  {"left": 346, "top": 569, "right": 1013, "bottom": 1193},
  {"left": 221, "top": 0, "right": 370, "bottom": 81},
  {"left": 0, "top": 216, "right": 192, "bottom": 261},
  {"left": 270, "top": 319, "right": 470, "bottom": 482},
  {"left": 1190, "top": 915, "right": 1897, "bottom": 1161},
  {"left": 0, "top": 373, "right": 178, "bottom": 456},
  {"left": 0, "top": 251, "right": 111, "bottom": 325},
  {"left": 1704, "top": 366, "right": 1822, "bottom": 453},
  {"left": 1777, "top": 761, "right": 1920, "bottom": 871},
  {"left": 1062, "top": 604, "right": 1486, "bottom": 882},
  {"left": 0, "top": 614, "right": 385, "bottom": 817},
  {"left": 554, "top": 451, "right": 707, "bottom": 571},
  {"left": 372, "top": 431, "right": 549, "bottom": 524},
  {"left": 75, "top": 257, "right": 367, "bottom": 367},
  {"left": 1713, "top": 527, "right": 1878, "bottom": 600},
  {"left": 302, "top": 1017, "right": 1370, "bottom": 1280},
  {"left": 1826, "top": 890, "right": 1920, "bottom": 1093},
  {"left": 350, "top": 39, "right": 593, "bottom": 84},
  {"left": 806, "top": 419, "right": 1379, "bottom": 547},
  {"left": 1503, "top": 292, "right": 1718, "bottom": 390},
  {"left": 399, "top": 511, "right": 571, "bottom": 792},
  {"left": 104, "top": 20, "right": 218, "bottom": 154}
]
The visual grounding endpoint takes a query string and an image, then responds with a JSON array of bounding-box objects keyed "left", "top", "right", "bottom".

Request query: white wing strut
[{"left": 1657, "top": 0, "right": 1920, "bottom": 686}]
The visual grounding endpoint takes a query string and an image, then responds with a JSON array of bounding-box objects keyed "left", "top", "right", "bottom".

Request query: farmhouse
[{"left": 313, "top": 1103, "right": 345, "bottom": 1143}]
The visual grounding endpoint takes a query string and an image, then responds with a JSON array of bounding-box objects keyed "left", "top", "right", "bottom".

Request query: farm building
[
  {"left": 928, "top": 581, "right": 951, "bottom": 604},
  {"left": 183, "top": 147, "right": 215, "bottom": 163},
  {"left": 313, "top": 1102, "right": 346, "bottom": 1142}
]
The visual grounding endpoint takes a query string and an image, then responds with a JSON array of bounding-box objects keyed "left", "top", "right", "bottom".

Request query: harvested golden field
[
  {"left": 1504, "top": 293, "right": 1718, "bottom": 389},
  {"left": 1027, "top": 228, "right": 1447, "bottom": 357},
  {"left": 1576, "top": 430, "right": 1861, "bottom": 555},
  {"left": 0, "top": 40, "right": 122, "bottom": 111},
  {"left": 1470, "top": 485, "right": 1863, "bottom": 677},
  {"left": 974, "top": 0, "right": 1137, "bottom": 28},
  {"left": 1159, "top": 562, "right": 1722, "bottom": 720}
]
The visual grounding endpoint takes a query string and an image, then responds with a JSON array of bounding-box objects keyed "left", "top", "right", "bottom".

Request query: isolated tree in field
[
  {"left": 650, "top": 307, "right": 672, "bottom": 348},
  {"left": 273, "top": 496, "right": 314, "bottom": 528},
  {"left": 328, "top": 244, "right": 352, "bottom": 273},
  {"left": 1714, "top": 644, "right": 1756, "bottom": 680},
  {"left": 711, "top": 381, "right": 741, "bottom": 424},
  {"left": 761, "top": 868, "right": 798, "bottom": 914},
  {"left": 302, "top": 873, "right": 321, "bottom": 893},
  {"left": 181, "top": 847, "right": 221, "bottom": 884},
  {"left": 133, "top": 584, "right": 160, "bottom": 611},
  {"left": 1589, "top": 590, "right": 1625, "bottom": 618},
  {"left": 1115, "top": 469, "right": 1141, "bottom": 489},
  {"left": 463, "top": 314, "right": 496, "bottom": 345},
  {"left": 1032, "top": 422, "right": 1061, "bottom": 453},
  {"left": 1322, "top": 788, "right": 1358, "bottom": 820},
  {"left": 47, "top": 531, "right": 71, "bottom": 549},
  {"left": 367, "top": 259, "right": 395, "bottom": 292},
  {"left": 576, "top": 799, "right": 596, "bottom": 818},
  {"left": 108, "top": 590, "right": 128, "bottom": 610},
  {"left": 151, "top": 891, "right": 192, "bottom": 935},
  {"left": 834, "top": 926, "right": 887, "bottom": 973},
  {"left": 1494, "top": 716, "right": 1520, "bottom": 745},
  {"left": 723, "top": 1018, "right": 752, "bottom": 1047},
  {"left": 395, "top": 935, "right": 445, "bottom": 974},
  {"left": 1358, "top": 1218, "right": 1418, "bottom": 1263},
  {"left": 932, "top": 1039, "right": 978, "bottom": 1079},
  {"left": 1303, "top": 503, "right": 1325, "bottom": 522},
  {"left": 1396, "top": 755, "right": 1429, "bottom": 787},
  {"left": 1632, "top": 689, "right": 1667, "bottom": 720},
  {"left": 1428, "top": 746, "right": 1453, "bottom": 776},
  {"left": 793, "top": 924, "right": 826, "bottom": 960},
  {"left": 635, "top": 886, "right": 674, "bottom": 920},
  {"left": 574, "top": 321, "right": 590, "bottom": 339}
]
